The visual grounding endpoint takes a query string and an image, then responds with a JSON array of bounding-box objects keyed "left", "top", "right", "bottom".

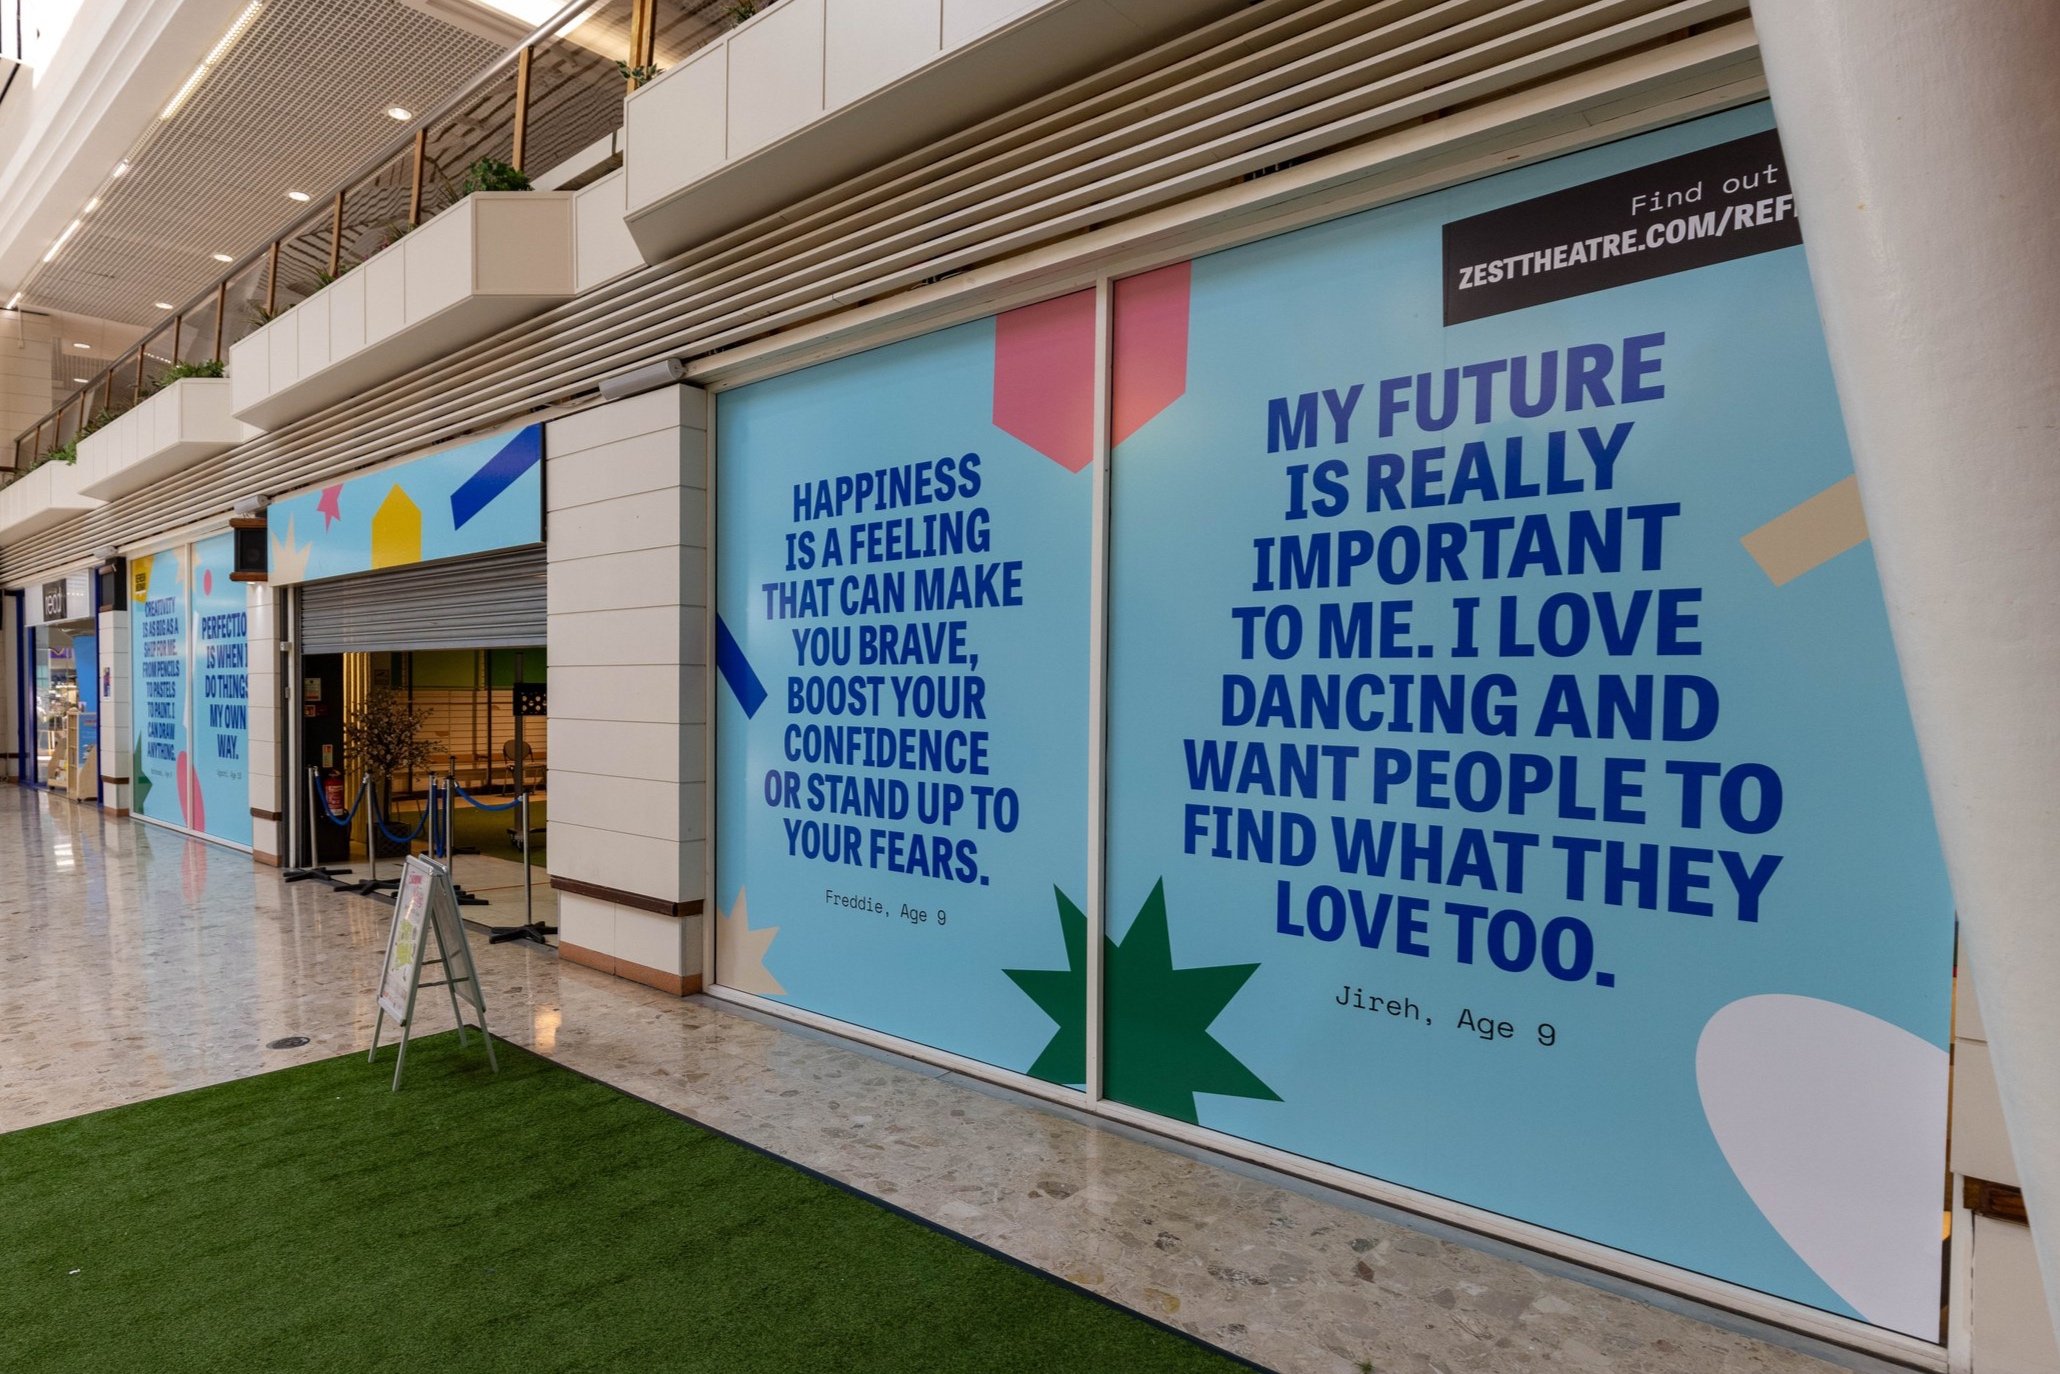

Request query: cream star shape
[
  {"left": 269, "top": 515, "right": 313, "bottom": 584},
  {"left": 716, "top": 888, "right": 784, "bottom": 996}
]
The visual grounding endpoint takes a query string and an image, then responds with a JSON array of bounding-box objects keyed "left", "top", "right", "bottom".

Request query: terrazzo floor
[{"left": 0, "top": 788, "right": 1894, "bottom": 1374}]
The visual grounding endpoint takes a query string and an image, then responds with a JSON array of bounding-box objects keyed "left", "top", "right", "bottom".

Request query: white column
[
  {"left": 543, "top": 385, "right": 709, "bottom": 994},
  {"left": 0, "top": 590, "right": 17, "bottom": 783},
  {"left": 246, "top": 583, "right": 282, "bottom": 861},
  {"left": 98, "top": 602, "right": 130, "bottom": 812},
  {"left": 1752, "top": 0, "right": 2060, "bottom": 1343}
]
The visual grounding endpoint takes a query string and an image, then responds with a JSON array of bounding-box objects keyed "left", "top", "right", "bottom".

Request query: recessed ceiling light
[
  {"left": 384, "top": 105, "right": 413, "bottom": 121},
  {"left": 72, "top": 377, "right": 90, "bottom": 384},
  {"left": 112, "top": 161, "right": 130, "bottom": 178},
  {"left": 153, "top": 301, "right": 174, "bottom": 310},
  {"left": 72, "top": 342, "right": 92, "bottom": 350},
  {"left": 82, "top": 196, "right": 100, "bottom": 214},
  {"left": 286, "top": 189, "right": 310, "bottom": 202},
  {"left": 212, "top": 252, "right": 234, "bottom": 262}
]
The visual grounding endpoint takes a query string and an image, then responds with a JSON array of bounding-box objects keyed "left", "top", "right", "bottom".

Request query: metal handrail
[{"left": 3, "top": 0, "right": 700, "bottom": 480}]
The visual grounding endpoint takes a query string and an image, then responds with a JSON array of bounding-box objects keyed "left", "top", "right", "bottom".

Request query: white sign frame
[{"left": 369, "top": 855, "right": 498, "bottom": 1090}]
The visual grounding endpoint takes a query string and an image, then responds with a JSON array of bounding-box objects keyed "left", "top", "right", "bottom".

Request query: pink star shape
[{"left": 316, "top": 484, "right": 344, "bottom": 530}]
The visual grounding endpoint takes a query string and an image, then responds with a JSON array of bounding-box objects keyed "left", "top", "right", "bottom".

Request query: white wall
[
  {"left": 246, "top": 582, "right": 279, "bottom": 860},
  {"left": 0, "top": 309, "right": 52, "bottom": 453},
  {"left": 543, "top": 384, "right": 708, "bottom": 993},
  {"left": 96, "top": 600, "right": 126, "bottom": 811}
]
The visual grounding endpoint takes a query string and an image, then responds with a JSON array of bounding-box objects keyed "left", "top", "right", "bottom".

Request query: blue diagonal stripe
[
  {"left": 715, "top": 614, "right": 767, "bottom": 718},
  {"left": 449, "top": 426, "right": 543, "bottom": 529}
]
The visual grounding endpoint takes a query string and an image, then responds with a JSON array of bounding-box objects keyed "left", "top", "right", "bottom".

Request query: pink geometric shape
[
  {"left": 993, "top": 288, "right": 1097, "bottom": 472},
  {"left": 176, "top": 750, "right": 204, "bottom": 832},
  {"left": 202, "top": 569, "right": 213, "bottom": 595},
  {"left": 316, "top": 484, "right": 344, "bottom": 530},
  {"left": 1112, "top": 261, "right": 1192, "bottom": 446}
]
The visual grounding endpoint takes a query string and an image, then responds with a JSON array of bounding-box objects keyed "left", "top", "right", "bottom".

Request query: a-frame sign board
[{"left": 369, "top": 855, "right": 498, "bottom": 1090}]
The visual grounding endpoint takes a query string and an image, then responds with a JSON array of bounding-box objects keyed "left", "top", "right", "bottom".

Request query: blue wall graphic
[
  {"left": 1103, "top": 104, "right": 1953, "bottom": 1337},
  {"left": 715, "top": 305, "right": 1096, "bottom": 1077},
  {"left": 265, "top": 424, "right": 543, "bottom": 584}
]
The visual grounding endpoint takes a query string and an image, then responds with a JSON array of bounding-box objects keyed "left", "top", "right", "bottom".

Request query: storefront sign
[
  {"left": 715, "top": 309, "right": 1093, "bottom": 1076},
  {"left": 41, "top": 580, "right": 69, "bottom": 622},
  {"left": 1104, "top": 105, "right": 1950, "bottom": 1337},
  {"left": 264, "top": 424, "right": 543, "bottom": 586}
]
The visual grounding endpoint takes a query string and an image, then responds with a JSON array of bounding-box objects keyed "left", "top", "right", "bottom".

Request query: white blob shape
[{"left": 1697, "top": 994, "right": 1947, "bottom": 1338}]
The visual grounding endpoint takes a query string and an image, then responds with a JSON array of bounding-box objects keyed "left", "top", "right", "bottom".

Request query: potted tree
[{"left": 343, "top": 685, "right": 438, "bottom": 857}]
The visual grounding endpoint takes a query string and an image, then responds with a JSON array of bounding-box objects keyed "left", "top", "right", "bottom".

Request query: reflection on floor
[{"left": 0, "top": 789, "right": 1880, "bottom": 1374}]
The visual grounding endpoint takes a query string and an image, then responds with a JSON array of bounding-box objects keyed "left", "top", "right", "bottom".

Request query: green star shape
[
  {"left": 1005, "top": 881, "right": 1280, "bottom": 1123},
  {"left": 132, "top": 736, "right": 152, "bottom": 814}
]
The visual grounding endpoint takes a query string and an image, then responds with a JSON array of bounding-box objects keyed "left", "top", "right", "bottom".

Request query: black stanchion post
[
  {"left": 488, "top": 653, "right": 555, "bottom": 947},
  {"left": 286, "top": 765, "right": 352, "bottom": 884}
]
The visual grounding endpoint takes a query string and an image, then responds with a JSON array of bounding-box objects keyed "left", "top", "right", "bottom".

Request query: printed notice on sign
[{"left": 1443, "top": 129, "right": 1800, "bottom": 324}]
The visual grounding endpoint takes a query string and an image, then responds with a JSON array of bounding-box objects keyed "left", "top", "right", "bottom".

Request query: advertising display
[
  {"left": 131, "top": 538, "right": 252, "bottom": 847},
  {"left": 191, "top": 533, "right": 252, "bottom": 847},
  {"left": 1102, "top": 105, "right": 1952, "bottom": 1336},
  {"left": 264, "top": 423, "right": 543, "bottom": 585},
  {"left": 131, "top": 548, "right": 188, "bottom": 829},
  {"left": 715, "top": 305, "right": 1094, "bottom": 1076}
]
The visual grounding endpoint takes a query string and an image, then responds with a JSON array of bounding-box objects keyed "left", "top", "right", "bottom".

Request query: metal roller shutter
[{"left": 298, "top": 546, "right": 545, "bottom": 654}]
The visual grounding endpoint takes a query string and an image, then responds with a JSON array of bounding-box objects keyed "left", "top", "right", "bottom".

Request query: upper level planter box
[
  {"left": 622, "top": 0, "right": 1244, "bottom": 261},
  {"left": 229, "top": 191, "right": 577, "bottom": 431},
  {"left": 0, "top": 457, "right": 103, "bottom": 544},
  {"left": 75, "top": 377, "right": 256, "bottom": 501}
]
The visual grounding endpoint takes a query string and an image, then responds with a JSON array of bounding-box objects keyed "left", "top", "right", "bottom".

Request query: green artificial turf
[{"left": 0, "top": 1035, "right": 1253, "bottom": 1373}]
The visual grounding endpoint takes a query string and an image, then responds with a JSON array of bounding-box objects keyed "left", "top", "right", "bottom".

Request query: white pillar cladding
[
  {"left": 1753, "top": 0, "right": 2060, "bottom": 1344},
  {"left": 0, "top": 591, "right": 16, "bottom": 783},
  {"left": 246, "top": 583, "right": 282, "bottom": 862},
  {"left": 543, "top": 385, "right": 709, "bottom": 995},
  {"left": 97, "top": 601, "right": 129, "bottom": 812}
]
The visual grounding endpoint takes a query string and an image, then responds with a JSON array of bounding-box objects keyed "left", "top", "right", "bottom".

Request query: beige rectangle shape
[{"left": 1741, "top": 475, "right": 1868, "bottom": 586}]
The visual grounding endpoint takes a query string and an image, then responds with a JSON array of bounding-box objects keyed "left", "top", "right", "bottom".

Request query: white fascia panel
[
  {"left": 227, "top": 192, "right": 576, "bottom": 431},
  {"left": 75, "top": 377, "right": 255, "bottom": 500}
]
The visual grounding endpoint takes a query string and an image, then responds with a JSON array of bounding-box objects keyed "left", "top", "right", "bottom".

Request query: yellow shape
[
  {"left": 716, "top": 889, "right": 785, "bottom": 996},
  {"left": 370, "top": 485, "right": 423, "bottom": 569},
  {"left": 130, "top": 557, "right": 151, "bottom": 601},
  {"left": 1742, "top": 475, "right": 1869, "bottom": 587}
]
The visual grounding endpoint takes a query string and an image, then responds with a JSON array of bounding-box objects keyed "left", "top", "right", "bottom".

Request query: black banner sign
[
  {"left": 1443, "top": 129, "right": 1801, "bottom": 325},
  {"left": 41, "top": 579, "right": 69, "bottom": 622}
]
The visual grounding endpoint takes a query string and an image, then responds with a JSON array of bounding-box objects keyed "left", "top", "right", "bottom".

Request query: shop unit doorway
[
  {"left": 300, "top": 645, "right": 548, "bottom": 871},
  {"left": 19, "top": 572, "right": 98, "bottom": 801},
  {"left": 291, "top": 545, "right": 549, "bottom": 921}
]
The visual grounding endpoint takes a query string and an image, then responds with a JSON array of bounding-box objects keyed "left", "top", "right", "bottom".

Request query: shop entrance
[
  {"left": 29, "top": 620, "right": 97, "bottom": 797},
  {"left": 20, "top": 571, "right": 99, "bottom": 801},
  {"left": 300, "top": 646, "right": 547, "bottom": 875},
  {"left": 291, "top": 542, "right": 549, "bottom": 924}
]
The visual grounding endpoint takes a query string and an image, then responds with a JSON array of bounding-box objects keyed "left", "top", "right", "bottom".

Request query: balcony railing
[{"left": 6, "top": 0, "right": 738, "bottom": 482}]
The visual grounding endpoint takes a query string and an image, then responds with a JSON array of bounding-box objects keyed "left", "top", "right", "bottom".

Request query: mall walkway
[{"left": 0, "top": 788, "right": 1876, "bottom": 1374}]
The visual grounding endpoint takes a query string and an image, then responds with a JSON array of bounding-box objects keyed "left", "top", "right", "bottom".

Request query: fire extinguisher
[{"left": 321, "top": 769, "right": 347, "bottom": 818}]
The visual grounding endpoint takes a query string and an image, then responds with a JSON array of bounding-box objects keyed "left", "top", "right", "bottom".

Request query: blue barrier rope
[
  {"left": 451, "top": 781, "right": 522, "bottom": 813},
  {"left": 371, "top": 788, "right": 433, "bottom": 846},
  {"left": 314, "top": 776, "right": 364, "bottom": 828}
]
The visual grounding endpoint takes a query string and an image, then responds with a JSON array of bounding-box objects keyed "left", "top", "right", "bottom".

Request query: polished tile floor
[{"left": 0, "top": 789, "right": 1883, "bottom": 1374}]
